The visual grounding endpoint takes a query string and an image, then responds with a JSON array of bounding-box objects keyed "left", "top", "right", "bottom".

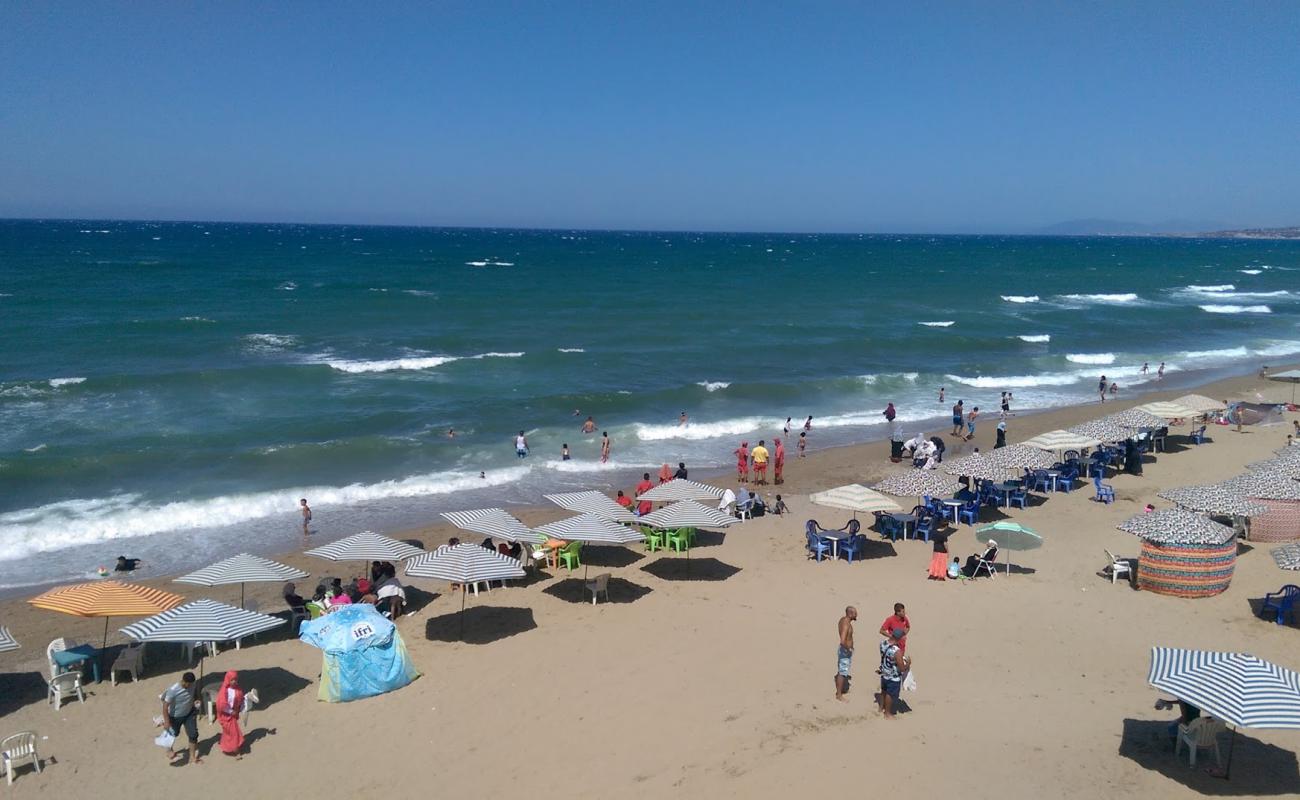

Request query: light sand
[{"left": 3, "top": 371, "right": 1300, "bottom": 797}]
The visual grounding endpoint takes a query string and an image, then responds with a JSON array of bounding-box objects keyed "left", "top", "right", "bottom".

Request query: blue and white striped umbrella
[
  {"left": 534, "top": 514, "right": 644, "bottom": 544},
  {"left": 305, "top": 531, "right": 425, "bottom": 562},
  {"left": 639, "top": 500, "right": 738, "bottom": 530},
  {"left": 404, "top": 542, "right": 525, "bottom": 584},
  {"left": 441, "top": 508, "right": 544, "bottom": 544},
  {"left": 120, "top": 599, "right": 286, "bottom": 645},
  {"left": 544, "top": 491, "right": 637, "bottom": 523},
  {"left": 635, "top": 479, "right": 725, "bottom": 503},
  {"left": 176, "top": 553, "right": 308, "bottom": 587},
  {"left": 1148, "top": 647, "right": 1300, "bottom": 729},
  {"left": 0, "top": 625, "right": 19, "bottom": 653}
]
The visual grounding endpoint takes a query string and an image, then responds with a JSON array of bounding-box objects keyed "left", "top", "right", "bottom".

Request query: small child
[
  {"left": 773, "top": 494, "right": 788, "bottom": 515},
  {"left": 561, "top": 443, "right": 570, "bottom": 461},
  {"left": 798, "top": 432, "right": 807, "bottom": 457},
  {"left": 947, "top": 556, "right": 961, "bottom": 579}
]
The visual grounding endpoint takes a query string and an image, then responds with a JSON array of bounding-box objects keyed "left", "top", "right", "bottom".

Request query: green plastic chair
[
  {"left": 681, "top": 526, "right": 697, "bottom": 545},
  {"left": 559, "top": 541, "right": 583, "bottom": 571},
  {"left": 642, "top": 528, "right": 664, "bottom": 552},
  {"left": 666, "top": 528, "right": 690, "bottom": 552}
]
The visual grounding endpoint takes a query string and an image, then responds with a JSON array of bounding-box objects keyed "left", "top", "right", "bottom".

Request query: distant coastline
[{"left": 1198, "top": 226, "right": 1300, "bottom": 240}]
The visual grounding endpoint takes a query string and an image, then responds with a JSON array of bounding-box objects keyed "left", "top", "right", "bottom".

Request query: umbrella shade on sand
[
  {"left": 0, "top": 625, "right": 19, "bottom": 654},
  {"left": 1148, "top": 647, "right": 1300, "bottom": 777},
  {"left": 639, "top": 500, "right": 738, "bottom": 530},
  {"left": 1158, "top": 485, "right": 1269, "bottom": 518},
  {"left": 305, "top": 531, "right": 426, "bottom": 563},
  {"left": 985, "top": 444, "right": 1057, "bottom": 470},
  {"left": 544, "top": 491, "right": 637, "bottom": 523},
  {"left": 441, "top": 508, "right": 544, "bottom": 544},
  {"left": 635, "top": 479, "right": 725, "bottom": 503},
  {"left": 28, "top": 581, "right": 185, "bottom": 671},
  {"left": 1175, "top": 394, "right": 1227, "bottom": 414},
  {"left": 404, "top": 543, "right": 525, "bottom": 639},
  {"left": 1134, "top": 400, "right": 1197, "bottom": 420},
  {"left": 943, "top": 452, "right": 1007, "bottom": 482},
  {"left": 175, "top": 552, "right": 308, "bottom": 607},
  {"left": 1271, "top": 543, "right": 1300, "bottom": 571},
  {"left": 808, "top": 484, "right": 902, "bottom": 516},
  {"left": 1021, "top": 429, "right": 1103, "bottom": 457},
  {"left": 871, "top": 470, "right": 960, "bottom": 501},
  {"left": 1117, "top": 509, "right": 1236, "bottom": 546}
]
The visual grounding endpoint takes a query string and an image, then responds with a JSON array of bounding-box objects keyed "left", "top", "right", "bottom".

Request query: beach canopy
[
  {"left": 1067, "top": 419, "right": 1133, "bottom": 443},
  {"left": 635, "top": 479, "right": 725, "bottom": 502},
  {"left": 975, "top": 521, "right": 1043, "bottom": 551},
  {"left": 1247, "top": 457, "right": 1300, "bottom": 479},
  {"left": 404, "top": 542, "right": 525, "bottom": 584},
  {"left": 1134, "top": 401, "right": 1197, "bottom": 420},
  {"left": 1099, "top": 407, "right": 1166, "bottom": 429},
  {"left": 121, "top": 598, "right": 285, "bottom": 645},
  {"left": 808, "top": 484, "right": 902, "bottom": 515},
  {"left": 1219, "top": 472, "right": 1300, "bottom": 501},
  {"left": 1272, "top": 543, "right": 1300, "bottom": 571},
  {"left": 1175, "top": 394, "right": 1227, "bottom": 413},
  {"left": 1020, "top": 429, "right": 1102, "bottom": 456},
  {"left": 0, "top": 625, "right": 18, "bottom": 653},
  {"left": 1117, "top": 509, "right": 1236, "bottom": 545},
  {"left": 440, "top": 508, "right": 543, "bottom": 544},
  {"left": 985, "top": 443, "right": 1057, "bottom": 470},
  {"left": 942, "top": 452, "right": 1007, "bottom": 482},
  {"left": 1268, "top": 369, "right": 1300, "bottom": 402},
  {"left": 1272, "top": 445, "right": 1300, "bottom": 460},
  {"left": 534, "top": 513, "right": 644, "bottom": 544},
  {"left": 1148, "top": 647, "right": 1300, "bottom": 730},
  {"left": 871, "top": 470, "right": 960, "bottom": 499},
  {"left": 1158, "top": 485, "right": 1269, "bottom": 517},
  {"left": 175, "top": 553, "right": 309, "bottom": 605},
  {"left": 543, "top": 491, "right": 637, "bottom": 523},
  {"left": 639, "top": 500, "right": 738, "bottom": 530},
  {"left": 305, "top": 531, "right": 425, "bottom": 563}
]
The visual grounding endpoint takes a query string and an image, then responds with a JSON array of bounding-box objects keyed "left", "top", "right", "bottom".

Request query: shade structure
[
  {"left": 305, "top": 531, "right": 425, "bottom": 562},
  {"left": 1100, "top": 408, "right": 1166, "bottom": 429},
  {"left": 1120, "top": 510, "right": 1237, "bottom": 597},
  {"left": 534, "top": 513, "right": 644, "bottom": 544},
  {"left": 975, "top": 521, "right": 1043, "bottom": 551},
  {"left": 984, "top": 443, "right": 1057, "bottom": 470},
  {"left": 639, "top": 500, "right": 739, "bottom": 530},
  {"left": 1219, "top": 472, "right": 1300, "bottom": 501},
  {"left": 440, "top": 508, "right": 544, "bottom": 544},
  {"left": 175, "top": 553, "right": 309, "bottom": 606},
  {"left": 1118, "top": 509, "right": 1237, "bottom": 546},
  {"left": 1134, "top": 400, "right": 1197, "bottom": 420},
  {"left": 1067, "top": 419, "right": 1133, "bottom": 443},
  {"left": 1175, "top": 394, "right": 1227, "bottom": 413},
  {"left": 1271, "top": 543, "right": 1300, "bottom": 571},
  {"left": 635, "top": 479, "right": 725, "bottom": 503},
  {"left": 121, "top": 598, "right": 286, "bottom": 646},
  {"left": 1158, "top": 485, "right": 1268, "bottom": 517},
  {"left": 1247, "top": 457, "right": 1300, "bottom": 479},
  {"left": 1020, "top": 429, "right": 1102, "bottom": 457},
  {"left": 1268, "top": 369, "right": 1300, "bottom": 402},
  {"left": 1271, "top": 445, "right": 1300, "bottom": 460},
  {"left": 808, "top": 484, "right": 902, "bottom": 515},
  {"left": 544, "top": 491, "right": 637, "bottom": 523},
  {"left": 1148, "top": 647, "right": 1300, "bottom": 730},
  {"left": 871, "top": 470, "right": 960, "bottom": 500},
  {"left": 943, "top": 452, "right": 1007, "bottom": 482},
  {"left": 0, "top": 625, "right": 18, "bottom": 653},
  {"left": 28, "top": 580, "right": 186, "bottom": 670},
  {"left": 404, "top": 542, "right": 526, "bottom": 584}
]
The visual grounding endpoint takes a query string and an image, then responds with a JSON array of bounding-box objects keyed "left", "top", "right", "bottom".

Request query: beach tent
[
  {"left": 298, "top": 603, "right": 419, "bottom": 702},
  {"left": 635, "top": 479, "right": 725, "bottom": 503},
  {"left": 1067, "top": 419, "right": 1133, "bottom": 443},
  {"left": 984, "top": 444, "right": 1057, "bottom": 471},
  {"left": 0, "top": 625, "right": 19, "bottom": 654},
  {"left": 1217, "top": 473, "right": 1300, "bottom": 543},
  {"left": 1099, "top": 408, "right": 1166, "bottom": 430},
  {"left": 1227, "top": 402, "right": 1285, "bottom": 427},
  {"left": 175, "top": 553, "right": 309, "bottom": 607},
  {"left": 1118, "top": 510, "right": 1237, "bottom": 597},
  {"left": 544, "top": 491, "right": 637, "bottom": 523},
  {"left": 441, "top": 508, "right": 545, "bottom": 544},
  {"left": 1247, "top": 458, "right": 1300, "bottom": 479},
  {"left": 1267, "top": 369, "right": 1300, "bottom": 403},
  {"left": 808, "top": 484, "right": 902, "bottom": 517},
  {"left": 871, "top": 470, "right": 960, "bottom": 505},
  {"left": 942, "top": 452, "right": 1007, "bottom": 482}
]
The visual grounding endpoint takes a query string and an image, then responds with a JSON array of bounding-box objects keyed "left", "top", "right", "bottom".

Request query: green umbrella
[{"left": 975, "top": 522, "right": 1043, "bottom": 575}]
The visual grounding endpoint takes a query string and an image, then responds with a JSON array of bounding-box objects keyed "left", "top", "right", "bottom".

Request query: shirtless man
[
  {"left": 581, "top": 416, "right": 596, "bottom": 434},
  {"left": 600, "top": 431, "right": 611, "bottom": 463},
  {"left": 835, "top": 606, "right": 857, "bottom": 701},
  {"left": 300, "top": 498, "right": 312, "bottom": 534}
]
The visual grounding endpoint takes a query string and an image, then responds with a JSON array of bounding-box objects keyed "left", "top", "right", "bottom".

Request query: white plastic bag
[
  {"left": 903, "top": 670, "right": 917, "bottom": 693},
  {"left": 154, "top": 729, "right": 176, "bottom": 749}
]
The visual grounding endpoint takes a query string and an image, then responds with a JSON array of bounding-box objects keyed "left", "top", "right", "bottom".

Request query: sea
[{"left": 2, "top": 219, "right": 1299, "bottom": 591}]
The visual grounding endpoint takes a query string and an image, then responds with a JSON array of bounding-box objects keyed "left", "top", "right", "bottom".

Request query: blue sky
[{"left": 1, "top": 2, "right": 1297, "bottom": 232}]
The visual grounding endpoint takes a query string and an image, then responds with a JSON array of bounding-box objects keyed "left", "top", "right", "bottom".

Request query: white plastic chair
[
  {"left": 1104, "top": 550, "right": 1132, "bottom": 584},
  {"left": 182, "top": 641, "right": 215, "bottom": 663},
  {"left": 584, "top": 573, "right": 611, "bottom": 605},
  {"left": 1, "top": 731, "right": 41, "bottom": 785},
  {"left": 48, "top": 671, "right": 84, "bottom": 709},
  {"left": 1176, "top": 717, "right": 1225, "bottom": 768},
  {"left": 110, "top": 643, "right": 145, "bottom": 686},
  {"left": 45, "top": 638, "right": 72, "bottom": 680},
  {"left": 235, "top": 600, "right": 260, "bottom": 649}
]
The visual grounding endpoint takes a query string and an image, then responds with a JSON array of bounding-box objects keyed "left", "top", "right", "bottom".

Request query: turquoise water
[{"left": 2, "top": 220, "right": 1298, "bottom": 588}]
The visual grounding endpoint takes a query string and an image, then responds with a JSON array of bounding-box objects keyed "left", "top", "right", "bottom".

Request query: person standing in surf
[
  {"left": 600, "top": 431, "right": 611, "bottom": 463},
  {"left": 300, "top": 498, "right": 312, "bottom": 534},
  {"left": 950, "top": 400, "right": 964, "bottom": 437},
  {"left": 1098, "top": 375, "right": 1108, "bottom": 403}
]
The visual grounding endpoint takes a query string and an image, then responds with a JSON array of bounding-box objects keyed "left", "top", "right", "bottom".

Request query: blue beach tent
[{"left": 299, "top": 603, "right": 419, "bottom": 702}]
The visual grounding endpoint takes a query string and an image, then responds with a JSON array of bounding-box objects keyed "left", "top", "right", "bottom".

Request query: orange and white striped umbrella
[{"left": 28, "top": 581, "right": 184, "bottom": 618}]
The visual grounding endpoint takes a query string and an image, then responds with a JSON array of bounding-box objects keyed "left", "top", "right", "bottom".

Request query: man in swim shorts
[{"left": 835, "top": 606, "right": 856, "bottom": 701}]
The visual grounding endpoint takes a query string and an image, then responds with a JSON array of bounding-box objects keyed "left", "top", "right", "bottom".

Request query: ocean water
[{"left": 2, "top": 220, "right": 1299, "bottom": 589}]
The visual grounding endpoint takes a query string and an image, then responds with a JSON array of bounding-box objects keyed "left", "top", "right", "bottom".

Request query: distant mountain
[{"left": 1036, "top": 218, "right": 1231, "bottom": 236}]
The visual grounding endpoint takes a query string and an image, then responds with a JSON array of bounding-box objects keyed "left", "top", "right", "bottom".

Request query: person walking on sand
[
  {"left": 600, "top": 431, "right": 610, "bottom": 462},
  {"left": 300, "top": 498, "right": 311, "bottom": 534},
  {"left": 582, "top": 416, "right": 596, "bottom": 434},
  {"left": 773, "top": 438, "right": 786, "bottom": 485},
  {"left": 215, "top": 670, "right": 246, "bottom": 759},
  {"left": 951, "top": 400, "right": 964, "bottom": 437},
  {"left": 1098, "top": 375, "right": 1107, "bottom": 403},
  {"left": 751, "top": 440, "right": 770, "bottom": 485},
  {"left": 515, "top": 430, "right": 529, "bottom": 458},
  {"left": 735, "top": 441, "right": 750, "bottom": 481},
  {"left": 161, "top": 671, "right": 202, "bottom": 765},
  {"left": 965, "top": 406, "right": 979, "bottom": 441},
  {"left": 879, "top": 603, "right": 910, "bottom": 654},
  {"left": 995, "top": 419, "right": 1007, "bottom": 448},
  {"left": 835, "top": 606, "right": 857, "bottom": 702},
  {"left": 878, "top": 629, "right": 909, "bottom": 719}
]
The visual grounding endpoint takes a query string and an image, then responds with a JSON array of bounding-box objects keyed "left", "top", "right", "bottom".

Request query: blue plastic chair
[
  {"left": 1009, "top": 488, "right": 1028, "bottom": 509},
  {"left": 958, "top": 501, "right": 980, "bottom": 526},
  {"left": 1261, "top": 585, "right": 1300, "bottom": 625},
  {"left": 913, "top": 516, "right": 933, "bottom": 542},
  {"left": 878, "top": 514, "right": 899, "bottom": 539},
  {"left": 1056, "top": 470, "right": 1076, "bottom": 492},
  {"left": 1093, "top": 473, "right": 1115, "bottom": 504},
  {"left": 806, "top": 531, "right": 832, "bottom": 562},
  {"left": 1191, "top": 426, "right": 1208, "bottom": 445},
  {"left": 839, "top": 534, "right": 865, "bottom": 563},
  {"left": 1030, "top": 471, "right": 1051, "bottom": 493}
]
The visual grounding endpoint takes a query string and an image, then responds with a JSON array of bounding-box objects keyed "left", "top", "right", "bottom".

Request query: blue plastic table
[{"left": 52, "top": 643, "right": 101, "bottom": 683}]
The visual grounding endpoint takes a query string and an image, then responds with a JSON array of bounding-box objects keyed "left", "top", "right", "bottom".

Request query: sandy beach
[{"left": 3, "top": 368, "right": 1300, "bottom": 798}]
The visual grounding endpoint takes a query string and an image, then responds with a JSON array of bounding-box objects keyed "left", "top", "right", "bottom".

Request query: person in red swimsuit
[
  {"left": 635, "top": 472, "right": 655, "bottom": 516},
  {"left": 734, "top": 441, "right": 750, "bottom": 481},
  {"left": 773, "top": 438, "right": 786, "bottom": 484}
]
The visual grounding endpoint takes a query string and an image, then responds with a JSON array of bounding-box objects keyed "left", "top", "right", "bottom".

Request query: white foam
[
  {"left": 48, "top": 377, "right": 86, "bottom": 387},
  {"left": 541, "top": 459, "right": 657, "bottom": 473},
  {"left": 0, "top": 466, "right": 532, "bottom": 562},
  {"left": 23, "top": 444, "right": 46, "bottom": 453},
  {"left": 1210, "top": 290, "right": 1291, "bottom": 299},
  {"left": 324, "top": 355, "right": 459, "bottom": 373},
  {"left": 1253, "top": 340, "right": 1300, "bottom": 357},
  {"left": 697, "top": 381, "right": 731, "bottom": 392},
  {"left": 1001, "top": 295, "right": 1040, "bottom": 303},
  {"left": 470, "top": 351, "right": 524, "bottom": 359},
  {"left": 1183, "top": 284, "right": 1235, "bottom": 293},
  {"left": 492, "top": 261, "right": 515, "bottom": 266},
  {"left": 402, "top": 290, "right": 437, "bottom": 297},
  {"left": 368, "top": 287, "right": 388, "bottom": 293},
  {"left": 1180, "top": 347, "right": 1249, "bottom": 360},
  {"left": 945, "top": 364, "right": 1157, "bottom": 389},
  {"left": 1016, "top": 334, "right": 1051, "bottom": 343},
  {"left": 557, "top": 348, "right": 585, "bottom": 353},
  {"left": 858, "top": 373, "right": 919, "bottom": 385},
  {"left": 634, "top": 417, "right": 767, "bottom": 441},
  {"left": 1058, "top": 293, "right": 1140, "bottom": 304},
  {"left": 276, "top": 281, "right": 297, "bottom": 291},
  {"left": 179, "top": 316, "right": 214, "bottom": 322},
  {"left": 1066, "top": 353, "right": 1116, "bottom": 365},
  {"left": 918, "top": 321, "right": 955, "bottom": 327},
  {"left": 243, "top": 333, "right": 299, "bottom": 353},
  {"left": 0, "top": 293, "right": 12, "bottom": 298},
  {"left": 1239, "top": 269, "right": 1263, "bottom": 275},
  {"left": 465, "top": 261, "right": 489, "bottom": 267},
  {"left": 1199, "top": 304, "right": 1271, "bottom": 314}
]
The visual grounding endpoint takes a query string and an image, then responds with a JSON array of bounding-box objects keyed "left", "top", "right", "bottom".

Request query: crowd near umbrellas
[
  {"left": 1271, "top": 543, "right": 1300, "bottom": 571},
  {"left": 639, "top": 500, "right": 738, "bottom": 530},
  {"left": 404, "top": 543, "right": 525, "bottom": 638},
  {"left": 441, "top": 508, "right": 544, "bottom": 544},
  {"left": 872, "top": 470, "right": 960, "bottom": 504},
  {"left": 175, "top": 552, "right": 309, "bottom": 607},
  {"left": 28, "top": 580, "right": 185, "bottom": 668},
  {"left": 809, "top": 484, "right": 902, "bottom": 517},
  {"left": 544, "top": 491, "right": 637, "bottom": 523},
  {"left": 305, "top": 531, "right": 426, "bottom": 577},
  {"left": 1174, "top": 394, "right": 1227, "bottom": 414},
  {"left": 1134, "top": 400, "right": 1198, "bottom": 421},
  {"left": 1158, "top": 485, "right": 1269, "bottom": 518},
  {"left": 1266, "top": 369, "right": 1300, "bottom": 402},
  {"left": 1148, "top": 647, "right": 1300, "bottom": 778},
  {"left": 1117, "top": 508, "right": 1236, "bottom": 545},
  {"left": 120, "top": 598, "right": 286, "bottom": 679},
  {"left": 943, "top": 452, "right": 1007, "bottom": 482},
  {"left": 0, "top": 625, "right": 19, "bottom": 654},
  {"left": 975, "top": 521, "right": 1042, "bottom": 574},
  {"left": 1021, "top": 429, "right": 1103, "bottom": 458},
  {"left": 635, "top": 478, "right": 725, "bottom": 503}
]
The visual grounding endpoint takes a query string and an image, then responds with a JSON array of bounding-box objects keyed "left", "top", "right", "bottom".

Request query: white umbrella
[
  {"left": 441, "top": 508, "right": 544, "bottom": 544},
  {"left": 533, "top": 514, "right": 644, "bottom": 579},
  {"left": 120, "top": 599, "right": 287, "bottom": 679},
  {"left": 1068, "top": 419, "right": 1133, "bottom": 443},
  {"left": 544, "top": 491, "right": 637, "bottom": 523},
  {"left": 1174, "top": 394, "right": 1227, "bottom": 414},
  {"left": 635, "top": 479, "right": 725, "bottom": 503},
  {"left": 175, "top": 553, "right": 309, "bottom": 607},
  {"left": 1100, "top": 408, "right": 1166, "bottom": 429},
  {"left": 1267, "top": 369, "right": 1300, "bottom": 403},
  {"left": 304, "top": 531, "right": 425, "bottom": 562},
  {"left": 640, "top": 500, "right": 738, "bottom": 530},
  {"left": 404, "top": 543, "right": 526, "bottom": 639},
  {"left": 808, "top": 484, "right": 902, "bottom": 516},
  {"left": 1021, "top": 429, "right": 1103, "bottom": 456},
  {"left": 0, "top": 625, "right": 18, "bottom": 654},
  {"left": 1134, "top": 400, "right": 1198, "bottom": 420}
]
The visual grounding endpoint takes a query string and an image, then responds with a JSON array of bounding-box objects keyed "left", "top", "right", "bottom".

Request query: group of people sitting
[
  {"left": 719, "top": 485, "right": 787, "bottom": 518},
  {"left": 283, "top": 559, "right": 408, "bottom": 623},
  {"left": 902, "top": 433, "right": 945, "bottom": 469}
]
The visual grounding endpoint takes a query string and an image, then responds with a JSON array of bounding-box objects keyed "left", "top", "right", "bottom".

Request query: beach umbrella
[
  {"left": 28, "top": 581, "right": 185, "bottom": 671},
  {"left": 1175, "top": 394, "right": 1227, "bottom": 414},
  {"left": 942, "top": 452, "right": 1007, "bottom": 482},
  {"left": 871, "top": 470, "right": 960, "bottom": 503},
  {"left": 441, "top": 508, "right": 545, "bottom": 544},
  {"left": 1021, "top": 429, "right": 1103, "bottom": 457},
  {"left": 533, "top": 514, "right": 644, "bottom": 579},
  {"left": 1267, "top": 369, "right": 1300, "bottom": 403},
  {"left": 1219, "top": 472, "right": 1300, "bottom": 502},
  {"left": 1100, "top": 408, "right": 1166, "bottom": 429},
  {"left": 0, "top": 626, "right": 19, "bottom": 654},
  {"left": 808, "top": 484, "right": 902, "bottom": 517},
  {"left": 975, "top": 521, "right": 1043, "bottom": 574},
  {"left": 635, "top": 479, "right": 725, "bottom": 503},
  {"left": 1148, "top": 647, "right": 1300, "bottom": 777},
  {"left": 305, "top": 531, "right": 425, "bottom": 568},
  {"left": 985, "top": 443, "right": 1057, "bottom": 470},
  {"left": 1117, "top": 509, "right": 1236, "bottom": 546},
  {"left": 120, "top": 598, "right": 286, "bottom": 679},
  {"left": 1247, "top": 458, "right": 1300, "bottom": 479},
  {"left": 1271, "top": 543, "right": 1300, "bottom": 571},
  {"left": 1067, "top": 419, "right": 1133, "bottom": 443},
  {"left": 544, "top": 491, "right": 637, "bottom": 523},
  {"left": 639, "top": 500, "right": 738, "bottom": 530},
  {"left": 175, "top": 552, "right": 309, "bottom": 607},
  {"left": 1134, "top": 400, "right": 1198, "bottom": 421},
  {"left": 1158, "top": 485, "right": 1269, "bottom": 518},
  {"left": 1271, "top": 445, "right": 1300, "bottom": 460},
  {"left": 404, "top": 543, "right": 525, "bottom": 639}
]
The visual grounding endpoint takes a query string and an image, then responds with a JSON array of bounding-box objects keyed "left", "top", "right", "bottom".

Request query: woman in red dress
[{"left": 215, "top": 670, "right": 246, "bottom": 758}]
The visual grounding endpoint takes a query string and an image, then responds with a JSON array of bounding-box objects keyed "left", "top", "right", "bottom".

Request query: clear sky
[{"left": 1, "top": 2, "right": 1297, "bottom": 233}]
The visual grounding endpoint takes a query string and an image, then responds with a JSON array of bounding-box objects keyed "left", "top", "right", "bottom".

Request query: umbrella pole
[
  {"left": 459, "top": 589, "right": 467, "bottom": 642},
  {"left": 1221, "top": 726, "right": 1237, "bottom": 780},
  {"left": 240, "top": 582, "right": 245, "bottom": 608},
  {"left": 100, "top": 616, "right": 110, "bottom": 681}
]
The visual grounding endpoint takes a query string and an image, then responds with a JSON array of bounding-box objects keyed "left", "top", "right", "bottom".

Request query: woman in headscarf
[
  {"left": 658, "top": 463, "right": 673, "bottom": 484},
  {"left": 215, "top": 670, "right": 246, "bottom": 758}
]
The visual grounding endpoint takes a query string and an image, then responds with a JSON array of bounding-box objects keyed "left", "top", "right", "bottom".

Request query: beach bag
[
  {"left": 903, "top": 670, "right": 917, "bottom": 693},
  {"left": 154, "top": 729, "right": 177, "bottom": 749}
]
